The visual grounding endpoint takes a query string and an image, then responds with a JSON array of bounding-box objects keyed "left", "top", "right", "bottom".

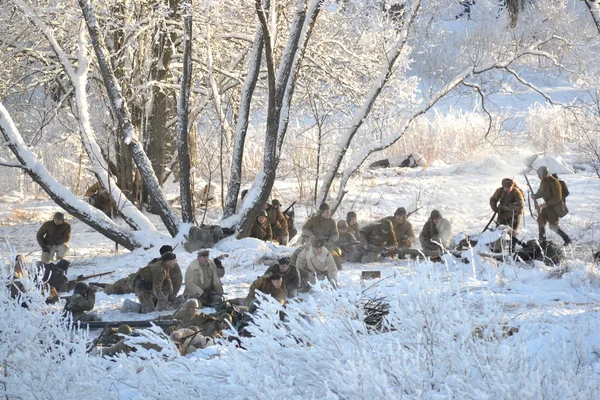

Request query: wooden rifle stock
[{"left": 523, "top": 174, "right": 539, "bottom": 220}]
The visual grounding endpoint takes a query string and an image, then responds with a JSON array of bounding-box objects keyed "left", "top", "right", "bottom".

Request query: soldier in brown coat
[
  {"left": 335, "top": 220, "right": 359, "bottom": 261},
  {"left": 532, "top": 166, "right": 571, "bottom": 245},
  {"left": 382, "top": 207, "right": 415, "bottom": 249},
  {"left": 85, "top": 181, "right": 114, "bottom": 216},
  {"left": 250, "top": 210, "right": 273, "bottom": 241},
  {"left": 266, "top": 200, "right": 289, "bottom": 245},
  {"left": 134, "top": 252, "right": 177, "bottom": 313},
  {"left": 265, "top": 257, "right": 301, "bottom": 298},
  {"left": 64, "top": 282, "right": 102, "bottom": 322},
  {"left": 419, "top": 210, "right": 453, "bottom": 254},
  {"left": 302, "top": 203, "right": 342, "bottom": 269},
  {"left": 346, "top": 211, "right": 360, "bottom": 238},
  {"left": 490, "top": 178, "right": 525, "bottom": 249},
  {"left": 231, "top": 273, "right": 286, "bottom": 307},
  {"left": 36, "top": 212, "right": 71, "bottom": 263},
  {"left": 352, "top": 219, "right": 398, "bottom": 263}
]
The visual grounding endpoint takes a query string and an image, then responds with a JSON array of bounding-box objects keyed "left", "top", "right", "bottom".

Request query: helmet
[
  {"left": 74, "top": 282, "right": 88, "bottom": 294},
  {"left": 259, "top": 210, "right": 268, "bottom": 217},
  {"left": 183, "top": 299, "right": 200, "bottom": 309},
  {"left": 537, "top": 166, "right": 549, "bottom": 176},
  {"left": 218, "top": 313, "right": 233, "bottom": 324},
  {"left": 380, "top": 219, "right": 393, "bottom": 232},
  {"left": 394, "top": 207, "right": 407, "bottom": 216},
  {"left": 271, "top": 199, "right": 281, "bottom": 206},
  {"left": 430, "top": 210, "right": 442, "bottom": 219},
  {"left": 337, "top": 220, "right": 348, "bottom": 230},
  {"left": 117, "top": 325, "right": 132, "bottom": 335}
]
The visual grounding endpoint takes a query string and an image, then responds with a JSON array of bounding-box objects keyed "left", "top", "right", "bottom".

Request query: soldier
[
  {"left": 134, "top": 252, "right": 178, "bottom": 313},
  {"left": 490, "top": 178, "right": 525, "bottom": 250},
  {"left": 170, "top": 327, "right": 215, "bottom": 355},
  {"left": 382, "top": 207, "right": 415, "bottom": 249},
  {"left": 296, "top": 239, "right": 338, "bottom": 289},
  {"left": 250, "top": 210, "right": 273, "bottom": 241},
  {"left": 265, "top": 257, "right": 301, "bottom": 298},
  {"left": 532, "top": 166, "right": 571, "bottom": 245},
  {"left": 266, "top": 200, "right": 289, "bottom": 245},
  {"left": 63, "top": 282, "right": 102, "bottom": 322},
  {"left": 245, "top": 273, "right": 286, "bottom": 307},
  {"left": 346, "top": 211, "right": 360, "bottom": 238},
  {"left": 419, "top": 210, "right": 453, "bottom": 254},
  {"left": 84, "top": 181, "right": 114, "bottom": 216},
  {"left": 182, "top": 313, "right": 233, "bottom": 339},
  {"left": 335, "top": 220, "right": 359, "bottom": 261},
  {"left": 41, "top": 259, "right": 71, "bottom": 293},
  {"left": 301, "top": 203, "right": 342, "bottom": 269},
  {"left": 184, "top": 250, "right": 224, "bottom": 306},
  {"left": 352, "top": 219, "right": 398, "bottom": 263},
  {"left": 36, "top": 212, "right": 71, "bottom": 263}
]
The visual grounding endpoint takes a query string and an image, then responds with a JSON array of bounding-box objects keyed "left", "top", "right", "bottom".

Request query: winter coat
[
  {"left": 137, "top": 261, "right": 173, "bottom": 301},
  {"left": 382, "top": 216, "right": 415, "bottom": 248},
  {"left": 347, "top": 222, "right": 360, "bottom": 238},
  {"left": 490, "top": 186, "right": 525, "bottom": 220},
  {"left": 267, "top": 206, "right": 288, "bottom": 232},
  {"left": 266, "top": 264, "right": 301, "bottom": 294},
  {"left": 302, "top": 215, "right": 339, "bottom": 244},
  {"left": 64, "top": 290, "right": 95, "bottom": 318},
  {"left": 246, "top": 276, "right": 286, "bottom": 305},
  {"left": 419, "top": 218, "right": 453, "bottom": 251},
  {"left": 534, "top": 175, "right": 568, "bottom": 218},
  {"left": 360, "top": 222, "right": 398, "bottom": 248},
  {"left": 250, "top": 219, "right": 273, "bottom": 241},
  {"left": 296, "top": 247, "right": 338, "bottom": 284},
  {"left": 184, "top": 259, "right": 224, "bottom": 298},
  {"left": 335, "top": 231, "right": 358, "bottom": 251},
  {"left": 36, "top": 220, "right": 71, "bottom": 248}
]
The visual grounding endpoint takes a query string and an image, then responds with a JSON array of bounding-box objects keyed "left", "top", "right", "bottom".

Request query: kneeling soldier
[
  {"left": 64, "top": 282, "right": 102, "bottom": 322},
  {"left": 134, "top": 252, "right": 178, "bottom": 313}
]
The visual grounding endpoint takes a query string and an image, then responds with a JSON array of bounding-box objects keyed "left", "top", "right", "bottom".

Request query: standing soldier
[
  {"left": 490, "top": 178, "right": 525, "bottom": 250},
  {"left": 184, "top": 250, "right": 224, "bottom": 306},
  {"left": 532, "top": 166, "right": 571, "bottom": 245},
  {"left": 346, "top": 211, "right": 360, "bottom": 238},
  {"left": 353, "top": 219, "right": 398, "bottom": 263},
  {"left": 382, "top": 207, "right": 415, "bottom": 249},
  {"left": 301, "top": 203, "right": 342, "bottom": 269},
  {"left": 266, "top": 200, "right": 289, "bottom": 245},
  {"left": 36, "top": 212, "right": 71, "bottom": 263},
  {"left": 419, "top": 210, "right": 453, "bottom": 254},
  {"left": 250, "top": 210, "right": 273, "bottom": 241},
  {"left": 64, "top": 282, "right": 102, "bottom": 322},
  {"left": 265, "top": 257, "right": 301, "bottom": 299},
  {"left": 134, "top": 252, "right": 178, "bottom": 313}
]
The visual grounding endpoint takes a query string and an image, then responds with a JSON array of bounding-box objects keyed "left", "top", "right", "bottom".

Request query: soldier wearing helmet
[
  {"left": 63, "top": 282, "right": 102, "bottom": 322},
  {"left": 351, "top": 219, "right": 398, "bottom": 263},
  {"left": 250, "top": 210, "right": 273, "bottom": 241},
  {"left": 531, "top": 166, "right": 571, "bottom": 245}
]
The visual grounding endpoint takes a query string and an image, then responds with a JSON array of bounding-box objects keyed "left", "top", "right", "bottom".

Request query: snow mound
[{"left": 531, "top": 155, "right": 573, "bottom": 174}]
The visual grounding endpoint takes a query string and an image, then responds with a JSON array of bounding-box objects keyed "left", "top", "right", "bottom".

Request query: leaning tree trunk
[
  {"left": 79, "top": 0, "right": 180, "bottom": 236},
  {"left": 178, "top": 0, "right": 194, "bottom": 223},
  {"left": 0, "top": 104, "right": 144, "bottom": 250},
  {"left": 585, "top": 0, "right": 600, "bottom": 33}
]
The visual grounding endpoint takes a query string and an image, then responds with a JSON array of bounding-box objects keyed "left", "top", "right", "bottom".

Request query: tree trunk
[
  {"left": 0, "top": 104, "right": 144, "bottom": 250},
  {"left": 178, "top": 0, "right": 194, "bottom": 223},
  {"left": 585, "top": 1, "right": 600, "bottom": 33},
  {"left": 79, "top": 0, "right": 180, "bottom": 236}
]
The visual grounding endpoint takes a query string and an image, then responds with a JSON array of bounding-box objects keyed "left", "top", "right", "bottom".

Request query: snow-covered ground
[{"left": 2, "top": 153, "right": 600, "bottom": 399}]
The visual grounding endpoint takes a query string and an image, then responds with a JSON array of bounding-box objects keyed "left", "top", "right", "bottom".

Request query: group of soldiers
[{"left": 6, "top": 164, "right": 574, "bottom": 357}]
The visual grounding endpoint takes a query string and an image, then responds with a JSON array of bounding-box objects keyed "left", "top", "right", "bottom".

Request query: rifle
[
  {"left": 481, "top": 212, "right": 497, "bottom": 233},
  {"left": 73, "top": 318, "right": 181, "bottom": 330},
  {"left": 406, "top": 206, "right": 423, "bottom": 218},
  {"left": 523, "top": 174, "right": 539, "bottom": 221},
  {"left": 283, "top": 201, "right": 297, "bottom": 215},
  {"left": 66, "top": 270, "right": 114, "bottom": 292}
]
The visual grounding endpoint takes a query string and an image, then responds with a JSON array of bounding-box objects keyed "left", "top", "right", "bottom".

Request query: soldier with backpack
[
  {"left": 531, "top": 166, "right": 571, "bottom": 245},
  {"left": 489, "top": 178, "right": 525, "bottom": 251}
]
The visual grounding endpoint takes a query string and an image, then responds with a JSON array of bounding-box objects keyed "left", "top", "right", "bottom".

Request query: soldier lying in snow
[{"left": 369, "top": 152, "right": 427, "bottom": 169}]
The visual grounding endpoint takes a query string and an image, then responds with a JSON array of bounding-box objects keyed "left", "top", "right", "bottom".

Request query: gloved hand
[{"left": 42, "top": 246, "right": 50, "bottom": 253}]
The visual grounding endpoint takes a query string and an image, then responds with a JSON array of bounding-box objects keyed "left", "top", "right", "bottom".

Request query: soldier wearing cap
[
  {"left": 301, "top": 203, "right": 342, "bottom": 269},
  {"left": 64, "top": 282, "right": 102, "bottom": 322},
  {"left": 36, "top": 212, "right": 71, "bottom": 263},
  {"left": 134, "top": 252, "right": 178, "bottom": 313},
  {"left": 265, "top": 257, "right": 301, "bottom": 298},
  {"left": 184, "top": 250, "right": 224, "bottom": 306},
  {"left": 490, "top": 178, "right": 525, "bottom": 250},
  {"left": 245, "top": 272, "right": 286, "bottom": 306},
  {"left": 296, "top": 238, "right": 338, "bottom": 289},
  {"left": 352, "top": 219, "right": 398, "bottom": 263},
  {"left": 266, "top": 199, "right": 289, "bottom": 245},
  {"left": 419, "top": 210, "right": 453, "bottom": 253},
  {"left": 531, "top": 166, "right": 571, "bottom": 245},
  {"left": 382, "top": 207, "right": 415, "bottom": 249},
  {"left": 250, "top": 210, "right": 273, "bottom": 241}
]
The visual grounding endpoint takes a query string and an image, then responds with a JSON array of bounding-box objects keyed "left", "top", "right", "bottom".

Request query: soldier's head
[
  {"left": 161, "top": 252, "right": 177, "bottom": 268},
  {"left": 278, "top": 257, "right": 291, "bottom": 273},
  {"left": 502, "top": 178, "right": 514, "bottom": 192},
  {"left": 380, "top": 219, "right": 393, "bottom": 233},
  {"left": 258, "top": 210, "right": 268, "bottom": 224},
  {"left": 394, "top": 207, "right": 407, "bottom": 223},
  {"left": 53, "top": 212, "right": 65, "bottom": 225},
  {"left": 159, "top": 245, "right": 174, "bottom": 255},
  {"left": 537, "top": 165, "right": 549, "bottom": 179},
  {"left": 319, "top": 203, "right": 331, "bottom": 218},
  {"left": 272, "top": 199, "right": 281, "bottom": 208},
  {"left": 197, "top": 250, "right": 210, "bottom": 265},
  {"left": 74, "top": 282, "right": 88, "bottom": 295},
  {"left": 117, "top": 324, "right": 133, "bottom": 336},
  {"left": 346, "top": 211, "right": 357, "bottom": 225},
  {"left": 430, "top": 209, "right": 442, "bottom": 224},
  {"left": 337, "top": 220, "right": 348, "bottom": 232},
  {"left": 55, "top": 259, "right": 70, "bottom": 272},
  {"left": 218, "top": 313, "right": 233, "bottom": 329},
  {"left": 269, "top": 273, "right": 283, "bottom": 289},
  {"left": 311, "top": 238, "right": 325, "bottom": 254}
]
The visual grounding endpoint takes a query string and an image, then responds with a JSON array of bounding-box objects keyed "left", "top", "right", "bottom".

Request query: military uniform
[
  {"left": 85, "top": 182, "right": 114, "bottom": 216},
  {"left": 382, "top": 216, "right": 415, "bottom": 248},
  {"left": 534, "top": 170, "right": 570, "bottom": 244},
  {"left": 184, "top": 258, "right": 224, "bottom": 305},
  {"left": 266, "top": 264, "right": 301, "bottom": 298},
  {"left": 37, "top": 219, "right": 71, "bottom": 263},
  {"left": 245, "top": 275, "right": 286, "bottom": 306},
  {"left": 64, "top": 288, "right": 101, "bottom": 322},
  {"left": 296, "top": 247, "right": 338, "bottom": 287},
  {"left": 134, "top": 261, "right": 173, "bottom": 313},
  {"left": 352, "top": 221, "right": 398, "bottom": 263},
  {"left": 250, "top": 219, "right": 273, "bottom": 241},
  {"left": 302, "top": 214, "right": 342, "bottom": 269},
  {"left": 267, "top": 203, "right": 289, "bottom": 245},
  {"left": 490, "top": 182, "right": 524, "bottom": 237},
  {"left": 419, "top": 212, "right": 453, "bottom": 254}
]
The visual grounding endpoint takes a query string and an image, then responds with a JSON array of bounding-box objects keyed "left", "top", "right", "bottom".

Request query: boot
[
  {"left": 538, "top": 226, "right": 547, "bottom": 242},
  {"left": 556, "top": 228, "right": 571, "bottom": 246}
]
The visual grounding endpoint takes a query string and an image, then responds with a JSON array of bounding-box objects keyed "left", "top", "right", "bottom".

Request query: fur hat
[
  {"left": 311, "top": 238, "right": 325, "bottom": 248},
  {"left": 537, "top": 166, "right": 549, "bottom": 176},
  {"left": 271, "top": 199, "right": 281, "bottom": 206},
  {"left": 278, "top": 256, "right": 291, "bottom": 265},
  {"left": 161, "top": 252, "right": 177, "bottom": 262},
  {"left": 269, "top": 272, "right": 283, "bottom": 281},
  {"left": 430, "top": 209, "right": 442, "bottom": 219},
  {"left": 337, "top": 220, "right": 348, "bottom": 230},
  {"left": 319, "top": 203, "right": 330, "bottom": 212},
  {"left": 55, "top": 259, "right": 71, "bottom": 271},
  {"left": 502, "top": 178, "right": 514, "bottom": 188},
  {"left": 394, "top": 207, "right": 407, "bottom": 216},
  {"left": 159, "top": 245, "right": 174, "bottom": 255}
]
